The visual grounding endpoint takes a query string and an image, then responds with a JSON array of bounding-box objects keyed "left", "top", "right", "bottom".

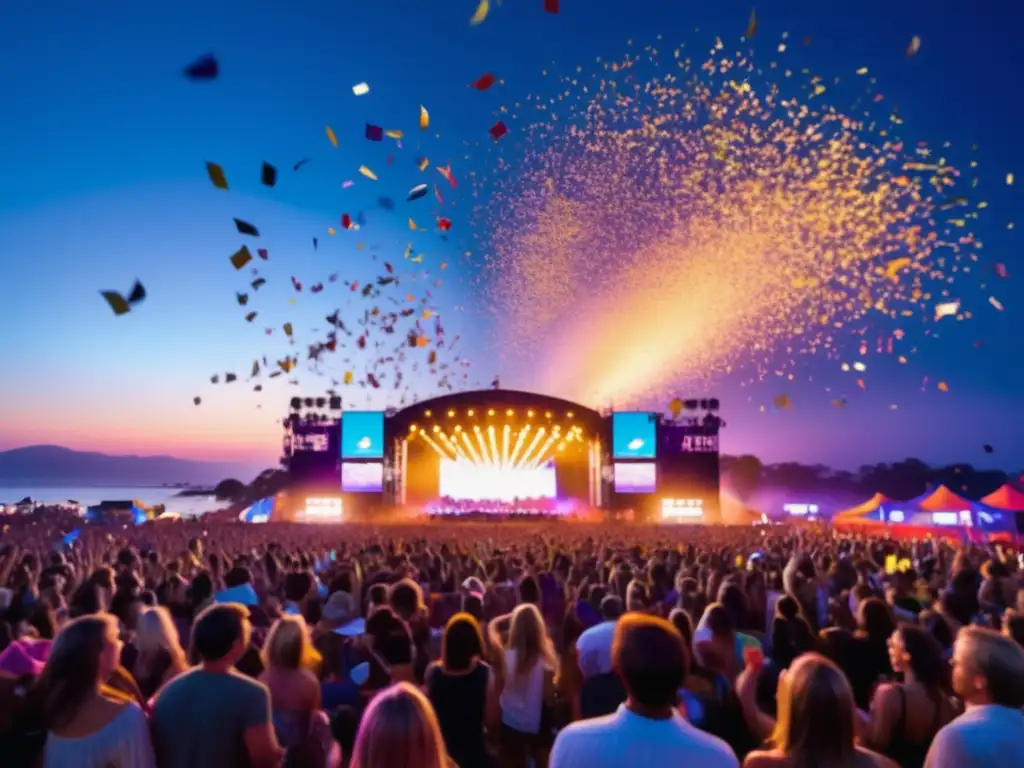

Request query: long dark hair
[{"left": 33, "top": 614, "right": 116, "bottom": 730}]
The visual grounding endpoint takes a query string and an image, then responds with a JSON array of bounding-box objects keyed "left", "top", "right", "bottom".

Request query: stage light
[
  {"left": 454, "top": 425, "right": 463, "bottom": 433},
  {"left": 527, "top": 409, "right": 535, "bottom": 417},
  {"left": 567, "top": 411, "right": 574, "bottom": 419},
  {"left": 473, "top": 424, "right": 481, "bottom": 432},
  {"left": 425, "top": 410, "right": 433, "bottom": 417},
  {"left": 545, "top": 411, "right": 552, "bottom": 418},
  {"left": 409, "top": 424, "right": 417, "bottom": 432},
  {"left": 468, "top": 409, "right": 475, "bottom": 416},
  {"left": 488, "top": 408, "right": 495, "bottom": 416},
  {"left": 432, "top": 425, "right": 441, "bottom": 433},
  {"left": 506, "top": 408, "right": 514, "bottom": 416},
  {"left": 447, "top": 409, "right": 455, "bottom": 417}
]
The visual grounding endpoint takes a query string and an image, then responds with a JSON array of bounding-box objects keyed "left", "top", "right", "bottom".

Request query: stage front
[{"left": 282, "top": 389, "right": 723, "bottom": 523}]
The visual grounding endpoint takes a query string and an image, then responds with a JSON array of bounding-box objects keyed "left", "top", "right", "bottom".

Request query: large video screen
[
  {"left": 341, "top": 411, "right": 385, "bottom": 459},
  {"left": 612, "top": 412, "right": 657, "bottom": 459},
  {"left": 614, "top": 462, "right": 657, "bottom": 494},
  {"left": 341, "top": 461, "right": 383, "bottom": 493},
  {"left": 439, "top": 458, "right": 556, "bottom": 502}
]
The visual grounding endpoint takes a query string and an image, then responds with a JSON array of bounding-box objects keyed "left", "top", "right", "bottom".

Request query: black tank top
[
  {"left": 885, "top": 686, "right": 944, "bottom": 768},
  {"left": 427, "top": 662, "right": 490, "bottom": 768}
]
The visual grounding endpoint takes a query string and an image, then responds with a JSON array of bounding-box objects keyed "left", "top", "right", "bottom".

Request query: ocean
[{"left": 0, "top": 486, "right": 224, "bottom": 516}]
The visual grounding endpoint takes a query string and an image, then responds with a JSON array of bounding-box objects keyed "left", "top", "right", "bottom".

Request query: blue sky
[{"left": 0, "top": 0, "right": 1021, "bottom": 471}]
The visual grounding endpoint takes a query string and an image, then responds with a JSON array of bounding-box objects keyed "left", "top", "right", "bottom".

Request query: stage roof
[{"left": 388, "top": 389, "right": 605, "bottom": 432}]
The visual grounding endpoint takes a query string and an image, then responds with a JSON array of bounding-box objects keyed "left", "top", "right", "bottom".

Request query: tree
[{"left": 213, "top": 478, "right": 246, "bottom": 501}]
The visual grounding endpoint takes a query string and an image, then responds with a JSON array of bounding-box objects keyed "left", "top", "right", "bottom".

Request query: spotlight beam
[
  {"left": 501, "top": 424, "right": 511, "bottom": 469},
  {"left": 516, "top": 427, "right": 546, "bottom": 470},
  {"left": 419, "top": 431, "right": 456, "bottom": 461},
  {"left": 507, "top": 424, "right": 531, "bottom": 468},
  {"left": 474, "top": 429, "right": 493, "bottom": 465},
  {"left": 459, "top": 431, "right": 486, "bottom": 465},
  {"left": 440, "top": 432, "right": 475, "bottom": 465},
  {"left": 488, "top": 427, "right": 500, "bottom": 470},
  {"left": 524, "top": 432, "right": 559, "bottom": 469}
]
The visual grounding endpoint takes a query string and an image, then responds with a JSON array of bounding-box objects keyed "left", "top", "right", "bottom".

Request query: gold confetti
[
  {"left": 352, "top": 82, "right": 370, "bottom": 96},
  {"left": 1008, "top": 173, "right": 1015, "bottom": 186},
  {"left": 326, "top": 126, "right": 338, "bottom": 148},
  {"left": 989, "top": 296, "right": 1004, "bottom": 311},
  {"left": 419, "top": 105, "right": 430, "bottom": 131},
  {"left": 359, "top": 165, "right": 377, "bottom": 180},
  {"left": 469, "top": 0, "right": 489, "bottom": 25}
]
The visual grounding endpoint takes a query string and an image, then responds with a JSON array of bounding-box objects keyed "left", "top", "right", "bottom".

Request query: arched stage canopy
[{"left": 388, "top": 389, "right": 606, "bottom": 434}]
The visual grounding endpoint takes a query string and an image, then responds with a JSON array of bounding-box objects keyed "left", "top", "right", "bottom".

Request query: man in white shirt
[
  {"left": 924, "top": 626, "right": 1024, "bottom": 768},
  {"left": 552, "top": 613, "right": 738, "bottom": 768},
  {"left": 576, "top": 595, "right": 623, "bottom": 679}
]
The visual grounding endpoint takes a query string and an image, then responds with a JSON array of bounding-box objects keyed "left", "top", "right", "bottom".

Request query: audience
[{"left": 1, "top": 520, "right": 1023, "bottom": 768}]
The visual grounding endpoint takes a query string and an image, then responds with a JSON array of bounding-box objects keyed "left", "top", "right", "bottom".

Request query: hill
[{"left": 0, "top": 445, "right": 262, "bottom": 488}]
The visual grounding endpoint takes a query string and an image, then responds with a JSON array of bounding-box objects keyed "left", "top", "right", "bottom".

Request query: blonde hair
[
  {"left": 770, "top": 653, "right": 858, "bottom": 768},
  {"left": 507, "top": 603, "right": 556, "bottom": 680},
  {"left": 350, "top": 682, "right": 448, "bottom": 768},
  {"left": 136, "top": 606, "right": 186, "bottom": 664},
  {"left": 262, "top": 615, "right": 322, "bottom": 672}
]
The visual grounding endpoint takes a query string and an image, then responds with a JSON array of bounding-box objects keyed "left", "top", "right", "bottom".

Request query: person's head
[
  {"left": 389, "top": 579, "right": 424, "bottom": 622},
  {"left": 224, "top": 566, "right": 252, "bottom": 589},
  {"left": 703, "top": 602, "right": 735, "bottom": 639},
  {"left": 888, "top": 625, "right": 947, "bottom": 689},
  {"left": 263, "top": 615, "right": 322, "bottom": 672},
  {"left": 367, "top": 583, "right": 389, "bottom": 611},
  {"left": 951, "top": 626, "right": 1024, "bottom": 708},
  {"left": 858, "top": 597, "right": 896, "bottom": 641},
  {"left": 136, "top": 605, "right": 185, "bottom": 659},
  {"left": 1003, "top": 610, "right": 1024, "bottom": 649},
  {"left": 613, "top": 614, "right": 686, "bottom": 711},
  {"left": 771, "top": 653, "right": 857, "bottom": 764},
  {"left": 625, "top": 580, "right": 648, "bottom": 612},
  {"left": 68, "top": 582, "right": 104, "bottom": 619},
  {"left": 350, "top": 682, "right": 448, "bottom": 768},
  {"left": 776, "top": 595, "right": 801, "bottom": 621},
  {"left": 35, "top": 614, "right": 122, "bottom": 730},
  {"left": 284, "top": 571, "right": 314, "bottom": 605},
  {"left": 441, "top": 613, "right": 484, "bottom": 672},
  {"left": 461, "top": 592, "right": 484, "bottom": 622},
  {"left": 189, "top": 603, "right": 251, "bottom": 666},
  {"left": 600, "top": 594, "right": 624, "bottom": 622},
  {"left": 518, "top": 575, "right": 540, "bottom": 606},
  {"left": 668, "top": 607, "right": 694, "bottom": 656},
  {"left": 507, "top": 603, "right": 555, "bottom": 678}
]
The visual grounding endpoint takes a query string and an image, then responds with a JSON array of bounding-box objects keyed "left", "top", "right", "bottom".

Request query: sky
[{"left": 0, "top": 0, "right": 1021, "bottom": 472}]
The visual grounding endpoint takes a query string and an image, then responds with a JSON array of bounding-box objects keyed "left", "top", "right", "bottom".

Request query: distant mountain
[{"left": 0, "top": 445, "right": 263, "bottom": 488}]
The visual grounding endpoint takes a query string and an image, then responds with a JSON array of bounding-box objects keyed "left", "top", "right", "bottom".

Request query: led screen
[
  {"left": 614, "top": 462, "right": 657, "bottom": 494},
  {"left": 342, "top": 462, "right": 383, "bottom": 493},
  {"left": 612, "top": 412, "right": 657, "bottom": 459},
  {"left": 341, "top": 411, "right": 385, "bottom": 459},
  {"left": 439, "top": 458, "right": 556, "bottom": 502}
]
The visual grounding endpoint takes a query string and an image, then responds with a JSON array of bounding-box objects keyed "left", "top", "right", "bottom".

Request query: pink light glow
[{"left": 439, "top": 458, "right": 556, "bottom": 501}]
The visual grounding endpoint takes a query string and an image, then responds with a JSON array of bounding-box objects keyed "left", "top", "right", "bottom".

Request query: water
[{"left": 0, "top": 486, "right": 224, "bottom": 516}]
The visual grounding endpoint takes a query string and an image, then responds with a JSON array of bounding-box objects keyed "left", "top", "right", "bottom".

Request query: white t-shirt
[
  {"left": 500, "top": 648, "right": 548, "bottom": 734},
  {"left": 550, "top": 705, "right": 738, "bottom": 768},
  {"left": 576, "top": 620, "right": 617, "bottom": 679}
]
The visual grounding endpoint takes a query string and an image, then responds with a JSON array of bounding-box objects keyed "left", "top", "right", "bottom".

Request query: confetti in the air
[
  {"left": 183, "top": 53, "right": 218, "bottom": 81},
  {"left": 359, "top": 165, "right": 378, "bottom": 181},
  {"left": 206, "top": 162, "right": 228, "bottom": 190},
  {"left": 470, "top": 0, "right": 489, "bottom": 26},
  {"left": 326, "top": 126, "right": 338, "bottom": 148},
  {"left": 419, "top": 105, "right": 430, "bottom": 131},
  {"left": 100, "top": 280, "right": 146, "bottom": 316},
  {"left": 353, "top": 82, "right": 370, "bottom": 96},
  {"left": 906, "top": 36, "right": 921, "bottom": 57},
  {"left": 472, "top": 32, "right": 990, "bottom": 404}
]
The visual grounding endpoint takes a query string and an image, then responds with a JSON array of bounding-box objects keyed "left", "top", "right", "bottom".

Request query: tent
[
  {"left": 982, "top": 484, "right": 1024, "bottom": 512},
  {"left": 834, "top": 492, "right": 892, "bottom": 521}
]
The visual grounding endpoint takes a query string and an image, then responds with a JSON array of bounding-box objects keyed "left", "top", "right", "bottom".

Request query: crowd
[{"left": 0, "top": 518, "right": 1022, "bottom": 767}]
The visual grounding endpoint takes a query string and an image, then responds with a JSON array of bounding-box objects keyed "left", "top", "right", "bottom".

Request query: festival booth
[
  {"left": 982, "top": 484, "right": 1024, "bottom": 511},
  {"left": 832, "top": 492, "right": 892, "bottom": 529},
  {"left": 238, "top": 496, "right": 276, "bottom": 523},
  {"left": 832, "top": 486, "right": 1014, "bottom": 540}
]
